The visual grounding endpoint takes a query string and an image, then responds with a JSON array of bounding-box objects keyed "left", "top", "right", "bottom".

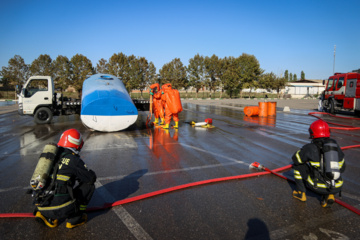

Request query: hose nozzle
[{"left": 249, "top": 162, "right": 265, "bottom": 171}]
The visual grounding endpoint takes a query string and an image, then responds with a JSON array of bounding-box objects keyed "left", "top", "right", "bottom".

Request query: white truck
[
  {"left": 17, "top": 76, "right": 150, "bottom": 125},
  {"left": 17, "top": 76, "right": 81, "bottom": 124}
]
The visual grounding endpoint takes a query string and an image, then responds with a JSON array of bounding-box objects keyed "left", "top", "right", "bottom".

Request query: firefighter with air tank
[
  {"left": 292, "top": 119, "right": 345, "bottom": 207},
  {"left": 31, "top": 129, "right": 96, "bottom": 228}
]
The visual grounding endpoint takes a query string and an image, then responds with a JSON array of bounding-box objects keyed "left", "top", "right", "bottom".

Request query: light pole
[{"left": 333, "top": 45, "right": 336, "bottom": 74}]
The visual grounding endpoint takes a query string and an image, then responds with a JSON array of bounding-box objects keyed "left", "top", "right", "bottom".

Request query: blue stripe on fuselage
[{"left": 81, "top": 90, "right": 138, "bottom": 116}]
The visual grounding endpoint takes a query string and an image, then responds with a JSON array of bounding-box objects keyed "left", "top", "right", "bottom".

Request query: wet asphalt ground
[{"left": 0, "top": 99, "right": 359, "bottom": 240}]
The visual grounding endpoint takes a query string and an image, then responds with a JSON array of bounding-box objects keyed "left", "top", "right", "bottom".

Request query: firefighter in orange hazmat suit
[
  {"left": 150, "top": 83, "right": 165, "bottom": 125},
  {"left": 161, "top": 83, "right": 183, "bottom": 129}
]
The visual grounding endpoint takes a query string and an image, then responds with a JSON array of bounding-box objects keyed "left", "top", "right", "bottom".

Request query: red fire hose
[
  {"left": 1, "top": 112, "right": 359, "bottom": 218},
  {"left": 308, "top": 112, "right": 360, "bottom": 130},
  {"left": 0, "top": 165, "right": 292, "bottom": 218}
]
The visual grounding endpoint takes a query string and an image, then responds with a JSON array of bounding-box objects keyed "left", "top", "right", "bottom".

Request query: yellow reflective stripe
[
  {"left": 294, "top": 170, "right": 302, "bottom": 179},
  {"left": 307, "top": 176, "right": 314, "bottom": 185},
  {"left": 316, "top": 183, "right": 327, "bottom": 188},
  {"left": 37, "top": 199, "right": 76, "bottom": 211},
  {"left": 295, "top": 150, "right": 302, "bottom": 164},
  {"left": 335, "top": 180, "right": 343, "bottom": 187},
  {"left": 309, "top": 161, "right": 320, "bottom": 167},
  {"left": 79, "top": 205, "right": 87, "bottom": 211},
  {"left": 306, "top": 176, "right": 327, "bottom": 188},
  {"left": 57, "top": 175, "right": 70, "bottom": 181},
  {"left": 339, "top": 159, "right": 345, "bottom": 168}
]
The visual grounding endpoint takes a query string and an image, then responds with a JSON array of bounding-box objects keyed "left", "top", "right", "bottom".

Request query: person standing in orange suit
[
  {"left": 150, "top": 83, "right": 165, "bottom": 126},
  {"left": 161, "top": 83, "right": 182, "bottom": 129}
]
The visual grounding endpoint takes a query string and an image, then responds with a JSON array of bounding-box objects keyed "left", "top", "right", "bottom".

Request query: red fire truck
[{"left": 322, "top": 72, "right": 360, "bottom": 116}]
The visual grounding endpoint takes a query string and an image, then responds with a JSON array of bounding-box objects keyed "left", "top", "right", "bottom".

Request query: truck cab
[
  {"left": 323, "top": 72, "right": 360, "bottom": 115},
  {"left": 18, "top": 76, "right": 54, "bottom": 123},
  {"left": 18, "top": 76, "right": 81, "bottom": 124}
]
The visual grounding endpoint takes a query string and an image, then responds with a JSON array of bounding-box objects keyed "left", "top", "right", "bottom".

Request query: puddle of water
[{"left": 0, "top": 101, "right": 16, "bottom": 106}]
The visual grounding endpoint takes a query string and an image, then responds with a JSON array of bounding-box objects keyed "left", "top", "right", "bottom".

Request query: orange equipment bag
[{"left": 166, "top": 89, "right": 183, "bottom": 114}]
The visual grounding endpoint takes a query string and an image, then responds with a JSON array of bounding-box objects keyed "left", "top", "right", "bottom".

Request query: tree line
[{"left": 1, "top": 53, "right": 294, "bottom": 98}]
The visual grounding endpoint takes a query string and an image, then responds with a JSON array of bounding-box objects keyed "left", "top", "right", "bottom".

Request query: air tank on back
[{"left": 80, "top": 74, "right": 138, "bottom": 132}]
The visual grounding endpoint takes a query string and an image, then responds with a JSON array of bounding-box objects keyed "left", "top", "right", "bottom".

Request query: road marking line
[
  {"left": 95, "top": 180, "right": 153, "bottom": 240},
  {"left": 180, "top": 143, "right": 249, "bottom": 165}
]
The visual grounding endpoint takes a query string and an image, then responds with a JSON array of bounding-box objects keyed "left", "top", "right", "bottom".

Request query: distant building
[{"left": 285, "top": 79, "right": 325, "bottom": 99}]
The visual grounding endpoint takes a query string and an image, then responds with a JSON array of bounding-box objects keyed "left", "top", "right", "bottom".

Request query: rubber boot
[
  {"left": 163, "top": 123, "right": 169, "bottom": 129},
  {"left": 35, "top": 211, "right": 58, "bottom": 228},
  {"left": 292, "top": 190, "right": 306, "bottom": 202},
  {"left": 153, "top": 118, "right": 159, "bottom": 125},
  {"left": 321, "top": 194, "right": 335, "bottom": 208},
  {"left": 174, "top": 121, "right": 179, "bottom": 129},
  {"left": 160, "top": 118, "right": 165, "bottom": 125},
  {"left": 66, "top": 213, "right": 87, "bottom": 229}
]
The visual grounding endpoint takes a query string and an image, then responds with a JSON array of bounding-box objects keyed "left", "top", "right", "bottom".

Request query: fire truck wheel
[
  {"left": 355, "top": 110, "right": 360, "bottom": 117},
  {"left": 328, "top": 99, "right": 335, "bottom": 114},
  {"left": 34, "top": 107, "right": 53, "bottom": 124}
]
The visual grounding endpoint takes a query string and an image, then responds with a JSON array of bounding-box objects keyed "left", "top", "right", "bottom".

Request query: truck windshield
[
  {"left": 326, "top": 79, "right": 334, "bottom": 90},
  {"left": 23, "top": 79, "right": 48, "bottom": 98}
]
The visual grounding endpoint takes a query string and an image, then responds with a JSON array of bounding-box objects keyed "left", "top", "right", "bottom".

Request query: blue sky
[{"left": 1, "top": 0, "right": 359, "bottom": 80}]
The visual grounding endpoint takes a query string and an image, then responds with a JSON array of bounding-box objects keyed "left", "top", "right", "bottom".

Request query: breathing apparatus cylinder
[
  {"left": 322, "top": 139, "right": 341, "bottom": 182},
  {"left": 30, "top": 143, "right": 59, "bottom": 190}
]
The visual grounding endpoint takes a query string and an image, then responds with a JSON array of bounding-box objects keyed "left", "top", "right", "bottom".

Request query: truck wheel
[
  {"left": 355, "top": 110, "right": 360, "bottom": 117},
  {"left": 328, "top": 100, "right": 335, "bottom": 115},
  {"left": 34, "top": 107, "right": 53, "bottom": 124}
]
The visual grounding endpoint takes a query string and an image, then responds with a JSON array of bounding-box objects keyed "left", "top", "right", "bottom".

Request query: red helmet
[
  {"left": 205, "top": 118, "right": 213, "bottom": 125},
  {"left": 58, "top": 129, "right": 84, "bottom": 151},
  {"left": 309, "top": 120, "right": 330, "bottom": 139}
]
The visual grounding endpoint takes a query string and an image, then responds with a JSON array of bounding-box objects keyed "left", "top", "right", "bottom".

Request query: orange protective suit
[
  {"left": 161, "top": 83, "right": 182, "bottom": 128},
  {"left": 150, "top": 83, "right": 164, "bottom": 125}
]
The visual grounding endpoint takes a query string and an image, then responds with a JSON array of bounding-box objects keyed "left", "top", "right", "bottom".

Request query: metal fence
[{"left": 0, "top": 87, "right": 16, "bottom": 100}]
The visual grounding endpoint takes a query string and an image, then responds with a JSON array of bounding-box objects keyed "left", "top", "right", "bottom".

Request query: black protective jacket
[
  {"left": 292, "top": 138, "right": 345, "bottom": 194},
  {"left": 37, "top": 148, "right": 96, "bottom": 219}
]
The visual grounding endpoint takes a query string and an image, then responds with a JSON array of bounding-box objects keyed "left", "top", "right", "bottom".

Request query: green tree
[
  {"left": 293, "top": 74, "right": 297, "bottom": 81},
  {"left": 187, "top": 54, "right": 206, "bottom": 98},
  {"left": 30, "top": 54, "right": 53, "bottom": 76},
  {"left": 70, "top": 54, "right": 94, "bottom": 94},
  {"left": 222, "top": 56, "right": 241, "bottom": 98},
  {"left": 52, "top": 55, "right": 71, "bottom": 92},
  {"left": 159, "top": 58, "right": 187, "bottom": 90},
  {"left": 284, "top": 70, "right": 289, "bottom": 81},
  {"left": 96, "top": 58, "right": 109, "bottom": 74},
  {"left": 300, "top": 71, "right": 305, "bottom": 80},
  {"left": 237, "top": 53, "right": 263, "bottom": 98},
  {"left": 289, "top": 73, "right": 293, "bottom": 82},
  {"left": 108, "top": 52, "right": 130, "bottom": 87},
  {"left": 128, "top": 56, "right": 156, "bottom": 97},
  {"left": 0, "top": 55, "right": 29, "bottom": 87},
  {"left": 204, "top": 54, "right": 221, "bottom": 98},
  {"left": 259, "top": 72, "right": 277, "bottom": 92},
  {"left": 273, "top": 76, "right": 287, "bottom": 98}
]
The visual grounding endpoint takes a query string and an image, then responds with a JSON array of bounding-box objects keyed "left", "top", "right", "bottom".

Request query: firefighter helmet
[
  {"left": 58, "top": 129, "right": 84, "bottom": 151},
  {"left": 309, "top": 120, "right": 330, "bottom": 139}
]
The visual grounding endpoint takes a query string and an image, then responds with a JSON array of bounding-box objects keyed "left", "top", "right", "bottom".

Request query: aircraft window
[{"left": 100, "top": 75, "right": 114, "bottom": 80}]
